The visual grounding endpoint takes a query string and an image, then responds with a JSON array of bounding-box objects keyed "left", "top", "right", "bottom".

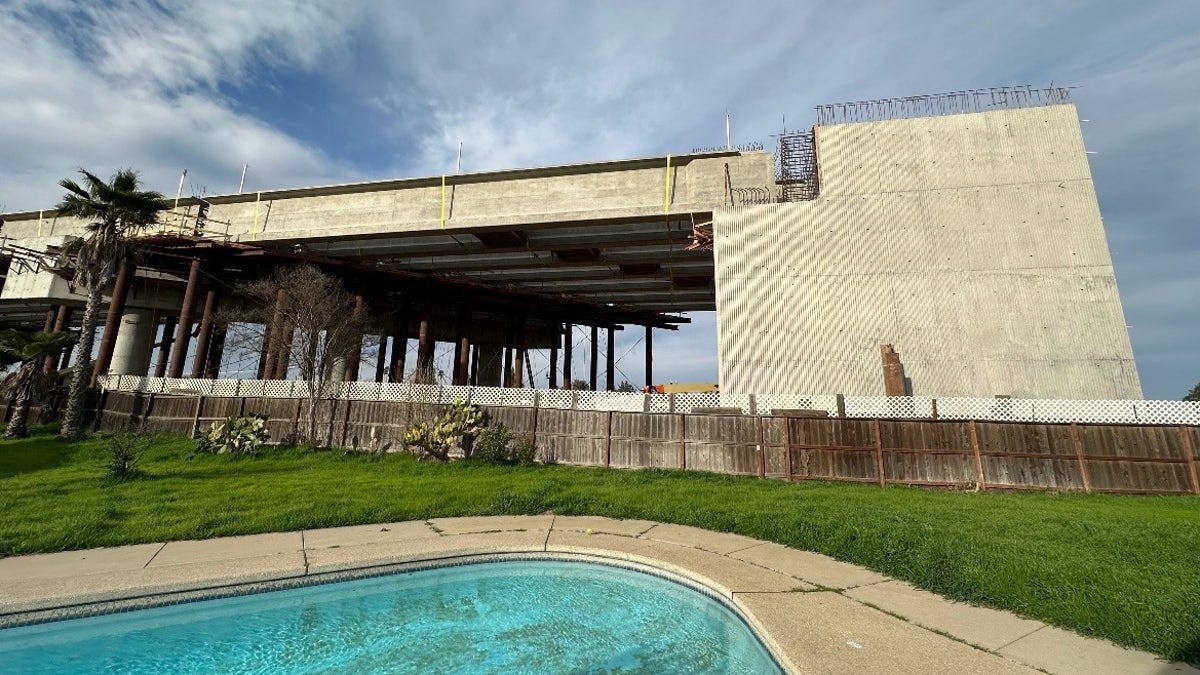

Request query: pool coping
[{"left": 0, "top": 516, "right": 1194, "bottom": 675}]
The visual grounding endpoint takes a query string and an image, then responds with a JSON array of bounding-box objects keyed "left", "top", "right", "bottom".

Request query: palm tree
[
  {"left": 54, "top": 169, "right": 167, "bottom": 440},
  {"left": 1, "top": 330, "right": 77, "bottom": 439}
]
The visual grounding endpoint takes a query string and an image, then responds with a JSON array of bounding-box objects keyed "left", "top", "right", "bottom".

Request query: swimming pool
[{"left": 0, "top": 558, "right": 784, "bottom": 674}]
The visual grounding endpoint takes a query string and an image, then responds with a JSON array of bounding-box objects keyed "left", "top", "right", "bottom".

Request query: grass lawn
[{"left": 1, "top": 429, "right": 1198, "bottom": 664}]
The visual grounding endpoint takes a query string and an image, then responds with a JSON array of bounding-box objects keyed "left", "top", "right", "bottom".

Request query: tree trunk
[
  {"left": 3, "top": 376, "right": 33, "bottom": 439},
  {"left": 59, "top": 284, "right": 104, "bottom": 440}
]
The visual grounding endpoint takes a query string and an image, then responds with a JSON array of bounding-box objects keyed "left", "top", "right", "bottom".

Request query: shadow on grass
[{"left": 0, "top": 434, "right": 76, "bottom": 479}]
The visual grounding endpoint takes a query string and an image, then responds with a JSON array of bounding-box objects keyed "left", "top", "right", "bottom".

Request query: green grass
[{"left": 1, "top": 430, "right": 1198, "bottom": 664}]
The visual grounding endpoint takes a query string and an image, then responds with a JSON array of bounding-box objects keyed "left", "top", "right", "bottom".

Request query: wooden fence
[{"left": 89, "top": 391, "right": 1200, "bottom": 495}]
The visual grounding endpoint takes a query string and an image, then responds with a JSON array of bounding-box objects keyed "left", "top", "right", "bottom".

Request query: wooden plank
[
  {"left": 190, "top": 396, "right": 204, "bottom": 439},
  {"left": 872, "top": 418, "right": 885, "bottom": 486},
  {"left": 1070, "top": 423, "right": 1092, "bottom": 493},
  {"left": 603, "top": 410, "right": 612, "bottom": 467},
  {"left": 968, "top": 420, "right": 985, "bottom": 489},
  {"left": 756, "top": 415, "right": 766, "bottom": 478},
  {"left": 1180, "top": 426, "right": 1200, "bottom": 494},
  {"left": 784, "top": 417, "right": 794, "bottom": 481},
  {"left": 678, "top": 413, "right": 687, "bottom": 469},
  {"left": 340, "top": 398, "right": 353, "bottom": 448}
]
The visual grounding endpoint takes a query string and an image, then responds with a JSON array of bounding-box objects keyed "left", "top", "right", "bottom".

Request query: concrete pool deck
[{"left": 0, "top": 516, "right": 1194, "bottom": 675}]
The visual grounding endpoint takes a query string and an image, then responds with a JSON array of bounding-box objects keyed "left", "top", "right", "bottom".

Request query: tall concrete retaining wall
[{"left": 714, "top": 104, "right": 1141, "bottom": 398}]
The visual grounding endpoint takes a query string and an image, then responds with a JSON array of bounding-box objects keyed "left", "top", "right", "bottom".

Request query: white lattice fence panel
[
  {"left": 573, "top": 391, "right": 607, "bottom": 411},
  {"left": 401, "top": 384, "right": 437, "bottom": 403},
  {"left": 259, "top": 380, "right": 295, "bottom": 398},
  {"left": 209, "top": 379, "right": 242, "bottom": 397},
  {"left": 344, "top": 381, "right": 383, "bottom": 400},
  {"left": 441, "top": 385, "right": 474, "bottom": 405},
  {"left": 1137, "top": 400, "right": 1200, "bottom": 425},
  {"left": 158, "top": 377, "right": 204, "bottom": 394},
  {"left": 673, "top": 392, "right": 722, "bottom": 413},
  {"left": 374, "top": 383, "right": 409, "bottom": 401},
  {"left": 470, "top": 386, "right": 514, "bottom": 407},
  {"left": 842, "top": 396, "right": 935, "bottom": 419},
  {"left": 588, "top": 391, "right": 646, "bottom": 412},
  {"left": 236, "top": 380, "right": 266, "bottom": 397},
  {"left": 719, "top": 394, "right": 753, "bottom": 415},
  {"left": 934, "top": 398, "right": 1036, "bottom": 422},
  {"left": 646, "top": 394, "right": 672, "bottom": 413},
  {"left": 537, "top": 390, "right": 577, "bottom": 409}
]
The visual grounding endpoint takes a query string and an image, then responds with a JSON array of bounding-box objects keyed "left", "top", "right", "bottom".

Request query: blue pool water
[{"left": 0, "top": 560, "right": 783, "bottom": 674}]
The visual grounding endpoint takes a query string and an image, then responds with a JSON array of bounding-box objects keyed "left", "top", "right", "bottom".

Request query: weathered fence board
[{"left": 81, "top": 393, "right": 1200, "bottom": 495}]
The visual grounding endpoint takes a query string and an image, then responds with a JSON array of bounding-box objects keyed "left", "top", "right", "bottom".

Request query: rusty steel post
[
  {"left": 166, "top": 259, "right": 202, "bottom": 379},
  {"left": 190, "top": 288, "right": 217, "bottom": 378}
]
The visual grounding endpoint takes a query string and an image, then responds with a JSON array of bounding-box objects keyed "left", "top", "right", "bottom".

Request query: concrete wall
[{"left": 714, "top": 104, "right": 1142, "bottom": 398}]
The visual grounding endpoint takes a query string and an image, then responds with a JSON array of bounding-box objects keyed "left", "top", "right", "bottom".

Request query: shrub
[
  {"left": 512, "top": 435, "right": 537, "bottom": 466},
  {"left": 194, "top": 415, "right": 270, "bottom": 455},
  {"left": 474, "top": 423, "right": 514, "bottom": 463},
  {"left": 105, "top": 429, "right": 152, "bottom": 479}
]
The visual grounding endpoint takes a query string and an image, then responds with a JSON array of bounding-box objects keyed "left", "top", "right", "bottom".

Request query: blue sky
[{"left": 1, "top": 1, "right": 1197, "bottom": 398}]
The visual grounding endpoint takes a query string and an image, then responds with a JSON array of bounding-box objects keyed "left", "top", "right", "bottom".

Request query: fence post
[
  {"left": 234, "top": 379, "right": 242, "bottom": 397},
  {"left": 143, "top": 393, "right": 156, "bottom": 431},
  {"left": 756, "top": 414, "right": 766, "bottom": 479},
  {"left": 968, "top": 420, "right": 985, "bottom": 489},
  {"left": 931, "top": 398, "right": 939, "bottom": 420},
  {"left": 1178, "top": 426, "right": 1199, "bottom": 494},
  {"left": 604, "top": 410, "right": 613, "bottom": 468},
  {"left": 644, "top": 394, "right": 652, "bottom": 413},
  {"left": 238, "top": 396, "right": 247, "bottom": 417},
  {"left": 190, "top": 395, "right": 204, "bottom": 439},
  {"left": 748, "top": 394, "right": 757, "bottom": 416},
  {"left": 571, "top": 391, "right": 580, "bottom": 410},
  {"left": 1069, "top": 423, "right": 1092, "bottom": 493},
  {"left": 872, "top": 418, "right": 886, "bottom": 487},
  {"left": 291, "top": 398, "right": 303, "bottom": 441},
  {"left": 530, "top": 395, "right": 540, "bottom": 448},
  {"left": 668, "top": 393, "right": 676, "bottom": 414},
  {"left": 784, "top": 416, "right": 794, "bottom": 481},
  {"left": 340, "top": 398, "right": 353, "bottom": 448},
  {"left": 836, "top": 394, "right": 846, "bottom": 418},
  {"left": 93, "top": 389, "right": 109, "bottom": 431},
  {"left": 678, "top": 413, "right": 687, "bottom": 470}
]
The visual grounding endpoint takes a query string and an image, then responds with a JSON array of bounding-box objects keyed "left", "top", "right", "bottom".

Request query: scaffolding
[{"left": 776, "top": 129, "right": 818, "bottom": 202}]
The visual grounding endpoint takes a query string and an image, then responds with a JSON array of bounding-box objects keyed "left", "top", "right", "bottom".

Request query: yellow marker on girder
[
  {"left": 253, "top": 191, "right": 261, "bottom": 241},
  {"left": 663, "top": 155, "right": 672, "bottom": 214}
]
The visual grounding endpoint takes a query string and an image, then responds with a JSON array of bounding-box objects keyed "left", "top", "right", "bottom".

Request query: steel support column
[
  {"left": 204, "top": 324, "right": 226, "bottom": 379},
  {"left": 190, "top": 288, "right": 217, "bottom": 378},
  {"left": 155, "top": 316, "right": 176, "bottom": 378},
  {"left": 261, "top": 288, "right": 287, "bottom": 380},
  {"left": 562, "top": 323, "right": 573, "bottom": 389},
  {"left": 342, "top": 291, "right": 365, "bottom": 382},
  {"left": 606, "top": 326, "right": 615, "bottom": 391},
  {"left": 166, "top": 259, "right": 202, "bottom": 378},
  {"left": 644, "top": 325, "right": 653, "bottom": 389},
  {"left": 415, "top": 310, "right": 434, "bottom": 383},
  {"left": 548, "top": 324, "right": 559, "bottom": 389},
  {"left": 452, "top": 308, "right": 470, "bottom": 386},
  {"left": 503, "top": 318, "right": 515, "bottom": 388},
  {"left": 45, "top": 304, "right": 71, "bottom": 374},
  {"left": 512, "top": 321, "right": 525, "bottom": 388},
  {"left": 374, "top": 332, "right": 388, "bottom": 383},
  {"left": 589, "top": 325, "right": 598, "bottom": 391}
]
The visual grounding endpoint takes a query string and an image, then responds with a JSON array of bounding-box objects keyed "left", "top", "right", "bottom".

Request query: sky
[{"left": 0, "top": 0, "right": 1197, "bottom": 398}]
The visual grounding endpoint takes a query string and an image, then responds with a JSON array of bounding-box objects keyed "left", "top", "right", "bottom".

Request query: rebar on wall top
[
  {"left": 815, "top": 85, "right": 1074, "bottom": 126},
  {"left": 775, "top": 129, "right": 818, "bottom": 202}
]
